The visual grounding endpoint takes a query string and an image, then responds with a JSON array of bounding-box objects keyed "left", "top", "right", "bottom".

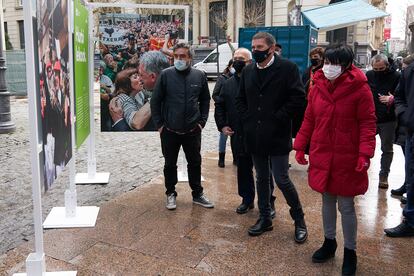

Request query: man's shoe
[
  {"left": 193, "top": 194, "right": 214, "bottom": 208},
  {"left": 270, "top": 209, "right": 276, "bottom": 219},
  {"left": 166, "top": 193, "right": 176, "bottom": 210},
  {"left": 236, "top": 202, "right": 254, "bottom": 214},
  {"left": 342, "top": 248, "right": 357, "bottom": 276},
  {"left": 384, "top": 221, "right": 414, "bottom": 237},
  {"left": 378, "top": 175, "right": 389, "bottom": 189},
  {"left": 218, "top": 152, "right": 225, "bottom": 168},
  {"left": 248, "top": 218, "right": 273, "bottom": 236},
  {"left": 312, "top": 237, "right": 337, "bottom": 263},
  {"left": 401, "top": 195, "right": 407, "bottom": 204},
  {"left": 391, "top": 184, "right": 406, "bottom": 196},
  {"left": 294, "top": 218, "right": 308, "bottom": 243}
]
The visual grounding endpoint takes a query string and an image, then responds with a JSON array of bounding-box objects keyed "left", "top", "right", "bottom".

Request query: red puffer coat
[{"left": 294, "top": 65, "right": 376, "bottom": 197}]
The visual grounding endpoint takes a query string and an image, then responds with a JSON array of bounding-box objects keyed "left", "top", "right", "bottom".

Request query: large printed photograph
[
  {"left": 99, "top": 12, "right": 184, "bottom": 131},
  {"left": 37, "top": 0, "right": 72, "bottom": 190}
]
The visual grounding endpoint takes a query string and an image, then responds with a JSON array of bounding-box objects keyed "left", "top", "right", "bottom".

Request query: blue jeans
[
  {"left": 218, "top": 132, "right": 228, "bottom": 153},
  {"left": 403, "top": 132, "right": 414, "bottom": 227},
  {"left": 252, "top": 154, "right": 304, "bottom": 220}
]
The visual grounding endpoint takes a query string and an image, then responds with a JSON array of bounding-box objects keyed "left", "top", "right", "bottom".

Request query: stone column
[
  {"left": 227, "top": 0, "right": 234, "bottom": 40},
  {"left": 200, "top": 0, "right": 208, "bottom": 37},
  {"left": 192, "top": 0, "right": 200, "bottom": 44},
  {"left": 265, "top": 0, "right": 272, "bottom": 26},
  {"left": 235, "top": 0, "right": 244, "bottom": 42},
  {"left": 409, "top": 23, "right": 414, "bottom": 53}
]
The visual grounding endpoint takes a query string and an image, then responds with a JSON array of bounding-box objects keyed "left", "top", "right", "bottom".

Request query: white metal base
[
  {"left": 43, "top": 206, "right": 99, "bottom": 229},
  {"left": 177, "top": 172, "right": 205, "bottom": 182},
  {"left": 75, "top": 172, "right": 110, "bottom": 184},
  {"left": 14, "top": 272, "right": 77, "bottom": 276}
]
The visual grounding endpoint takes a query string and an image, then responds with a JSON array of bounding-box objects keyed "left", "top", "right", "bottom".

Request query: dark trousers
[
  {"left": 161, "top": 128, "right": 203, "bottom": 198},
  {"left": 252, "top": 154, "right": 304, "bottom": 220},
  {"left": 236, "top": 152, "right": 275, "bottom": 205},
  {"left": 403, "top": 133, "right": 414, "bottom": 227}
]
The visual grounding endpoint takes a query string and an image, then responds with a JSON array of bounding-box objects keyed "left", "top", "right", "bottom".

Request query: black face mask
[
  {"left": 233, "top": 60, "right": 246, "bottom": 73},
  {"left": 310, "top": 58, "right": 320, "bottom": 67},
  {"left": 374, "top": 69, "right": 387, "bottom": 76},
  {"left": 252, "top": 48, "right": 270, "bottom": 63}
]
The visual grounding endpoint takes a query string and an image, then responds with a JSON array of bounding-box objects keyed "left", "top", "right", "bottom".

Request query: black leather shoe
[
  {"left": 401, "top": 195, "right": 407, "bottom": 204},
  {"left": 384, "top": 221, "right": 414, "bottom": 237},
  {"left": 294, "top": 218, "right": 308, "bottom": 243},
  {"left": 391, "top": 184, "right": 406, "bottom": 196},
  {"left": 248, "top": 218, "right": 273, "bottom": 236},
  {"left": 236, "top": 202, "right": 254, "bottom": 214},
  {"left": 312, "top": 237, "right": 337, "bottom": 263},
  {"left": 342, "top": 248, "right": 357, "bottom": 276}
]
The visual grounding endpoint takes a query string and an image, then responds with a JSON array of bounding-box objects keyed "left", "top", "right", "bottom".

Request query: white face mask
[
  {"left": 229, "top": 67, "right": 236, "bottom": 75},
  {"left": 322, "top": 64, "right": 342, "bottom": 80}
]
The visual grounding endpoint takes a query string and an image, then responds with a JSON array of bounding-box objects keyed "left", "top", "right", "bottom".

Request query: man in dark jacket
[
  {"left": 366, "top": 54, "right": 401, "bottom": 189},
  {"left": 235, "top": 32, "right": 307, "bottom": 242},
  {"left": 151, "top": 42, "right": 213, "bottom": 210},
  {"left": 384, "top": 61, "right": 414, "bottom": 237},
  {"left": 214, "top": 48, "right": 276, "bottom": 216}
]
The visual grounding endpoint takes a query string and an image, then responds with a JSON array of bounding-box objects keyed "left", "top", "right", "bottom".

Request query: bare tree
[
  {"left": 244, "top": 0, "right": 265, "bottom": 27},
  {"left": 210, "top": 3, "right": 227, "bottom": 31}
]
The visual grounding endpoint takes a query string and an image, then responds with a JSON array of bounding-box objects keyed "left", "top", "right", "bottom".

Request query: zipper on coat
[{"left": 183, "top": 74, "right": 187, "bottom": 131}]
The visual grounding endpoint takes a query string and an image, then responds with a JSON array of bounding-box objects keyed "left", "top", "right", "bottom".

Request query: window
[
  {"left": 18, "top": 20, "right": 25, "bottom": 49},
  {"left": 16, "top": 0, "right": 23, "bottom": 7},
  {"left": 4, "top": 22, "right": 8, "bottom": 34},
  {"left": 204, "top": 53, "right": 218, "bottom": 63}
]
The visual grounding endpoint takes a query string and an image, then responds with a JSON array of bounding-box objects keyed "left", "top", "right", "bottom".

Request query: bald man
[{"left": 214, "top": 48, "right": 276, "bottom": 216}]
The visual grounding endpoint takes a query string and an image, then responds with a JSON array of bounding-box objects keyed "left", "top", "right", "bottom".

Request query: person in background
[
  {"left": 151, "top": 43, "right": 213, "bottom": 210},
  {"left": 366, "top": 54, "right": 401, "bottom": 190},
  {"left": 384, "top": 57, "right": 414, "bottom": 238},
  {"left": 392, "top": 55, "right": 414, "bottom": 203},
  {"left": 236, "top": 32, "right": 307, "bottom": 242},
  {"left": 212, "top": 59, "right": 234, "bottom": 168},
  {"left": 294, "top": 44, "right": 376, "bottom": 276}
]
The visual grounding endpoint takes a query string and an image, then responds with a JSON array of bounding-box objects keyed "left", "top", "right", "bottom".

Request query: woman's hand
[
  {"left": 355, "top": 156, "right": 370, "bottom": 172},
  {"left": 295, "top": 150, "right": 308, "bottom": 165}
]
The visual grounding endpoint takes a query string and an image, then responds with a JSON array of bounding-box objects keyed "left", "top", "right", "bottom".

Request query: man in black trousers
[
  {"left": 214, "top": 47, "right": 276, "bottom": 217},
  {"left": 236, "top": 32, "right": 307, "bottom": 242},
  {"left": 151, "top": 42, "right": 214, "bottom": 210}
]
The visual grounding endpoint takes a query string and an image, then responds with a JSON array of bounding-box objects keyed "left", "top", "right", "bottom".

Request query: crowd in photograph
[{"left": 99, "top": 15, "right": 183, "bottom": 131}]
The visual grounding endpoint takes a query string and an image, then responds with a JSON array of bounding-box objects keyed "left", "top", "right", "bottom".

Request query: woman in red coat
[{"left": 293, "top": 45, "right": 376, "bottom": 276}]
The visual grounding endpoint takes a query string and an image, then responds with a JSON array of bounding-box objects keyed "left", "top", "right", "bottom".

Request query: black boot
[
  {"left": 294, "top": 218, "right": 308, "bottom": 243},
  {"left": 248, "top": 218, "right": 273, "bottom": 236},
  {"left": 312, "top": 237, "right": 337, "bottom": 263},
  {"left": 218, "top": 152, "right": 225, "bottom": 168},
  {"left": 270, "top": 196, "right": 276, "bottom": 219},
  {"left": 401, "top": 195, "right": 407, "bottom": 204},
  {"left": 391, "top": 183, "right": 406, "bottom": 196},
  {"left": 342, "top": 248, "right": 357, "bottom": 276}
]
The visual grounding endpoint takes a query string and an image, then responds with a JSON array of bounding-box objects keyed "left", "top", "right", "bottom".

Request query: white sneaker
[{"left": 166, "top": 193, "right": 176, "bottom": 210}]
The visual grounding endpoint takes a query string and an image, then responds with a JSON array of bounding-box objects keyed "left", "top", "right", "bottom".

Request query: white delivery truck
[{"left": 193, "top": 43, "right": 238, "bottom": 79}]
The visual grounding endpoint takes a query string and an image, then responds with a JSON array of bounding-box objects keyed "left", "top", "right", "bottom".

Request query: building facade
[{"left": 1, "top": 0, "right": 24, "bottom": 50}]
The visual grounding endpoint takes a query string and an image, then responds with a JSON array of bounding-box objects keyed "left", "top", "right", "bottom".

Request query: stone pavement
[{"left": 1, "top": 144, "right": 413, "bottom": 274}]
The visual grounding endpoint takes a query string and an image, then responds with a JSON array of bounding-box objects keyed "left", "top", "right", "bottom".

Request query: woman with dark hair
[
  {"left": 212, "top": 58, "right": 234, "bottom": 167},
  {"left": 294, "top": 44, "right": 376, "bottom": 276},
  {"left": 110, "top": 68, "right": 149, "bottom": 130}
]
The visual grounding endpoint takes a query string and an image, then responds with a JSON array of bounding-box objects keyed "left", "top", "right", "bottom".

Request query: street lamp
[
  {"left": 0, "top": 11, "right": 15, "bottom": 134},
  {"left": 295, "top": 0, "right": 303, "bottom": 26}
]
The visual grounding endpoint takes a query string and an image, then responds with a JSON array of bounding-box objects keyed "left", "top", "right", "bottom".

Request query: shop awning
[{"left": 301, "top": 0, "right": 389, "bottom": 32}]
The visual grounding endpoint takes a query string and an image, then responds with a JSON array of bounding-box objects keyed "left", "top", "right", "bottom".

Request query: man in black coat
[
  {"left": 384, "top": 61, "right": 414, "bottom": 237},
  {"left": 366, "top": 54, "right": 401, "bottom": 190},
  {"left": 151, "top": 43, "right": 214, "bottom": 210},
  {"left": 235, "top": 32, "right": 307, "bottom": 242},
  {"left": 214, "top": 48, "right": 276, "bottom": 216}
]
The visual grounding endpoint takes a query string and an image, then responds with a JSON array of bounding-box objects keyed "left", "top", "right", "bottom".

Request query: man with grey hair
[
  {"left": 110, "top": 51, "right": 170, "bottom": 131},
  {"left": 366, "top": 54, "right": 401, "bottom": 189},
  {"left": 215, "top": 47, "right": 277, "bottom": 216},
  {"left": 151, "top": 42, "right": 213, "bottom": 210}
]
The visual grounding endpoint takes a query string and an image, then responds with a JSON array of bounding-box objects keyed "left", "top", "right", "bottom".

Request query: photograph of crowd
[
  {"left": 99, "top": 13, "right": 184, "bottom": 132},
  {"left": 37, "top": 0, "right": 72, "bottom": 191}
]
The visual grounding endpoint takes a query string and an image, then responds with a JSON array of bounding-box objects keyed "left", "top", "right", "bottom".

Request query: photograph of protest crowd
[
  {"left": 99, "top": 13, "right": 184, "bottom": 132},
  {"left": 37, "top": 0, "right": 72, "bottom": 191}
]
